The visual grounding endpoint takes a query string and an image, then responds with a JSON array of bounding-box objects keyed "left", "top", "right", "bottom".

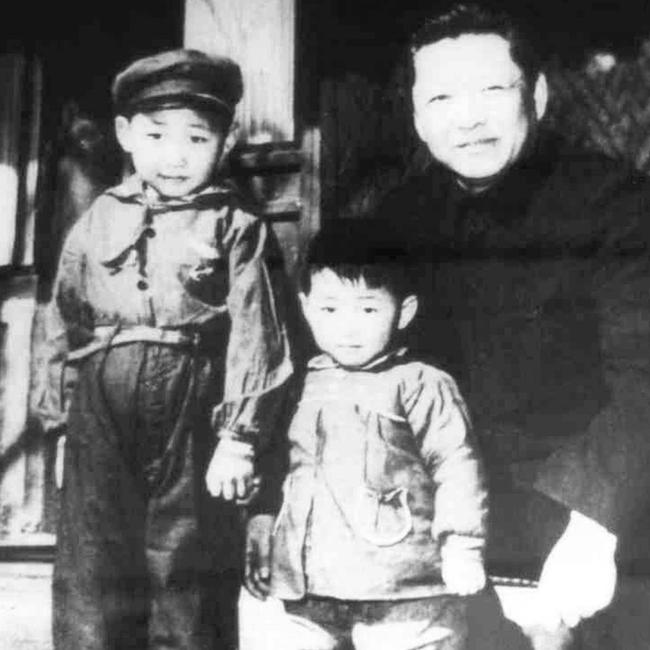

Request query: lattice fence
[{"left": 547, "top": 41, "right": 650, "bottom": 173}]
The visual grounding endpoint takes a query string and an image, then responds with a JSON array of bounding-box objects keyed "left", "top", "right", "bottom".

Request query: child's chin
[
  {"left": 155, "top": 186, "right": 192, "bottom": 198},
  {"left": 151, "top": 179, "right": 203, "bottom": 198},
  {"left": 332, "top": 352, "right": 372, "bottom": 369}
]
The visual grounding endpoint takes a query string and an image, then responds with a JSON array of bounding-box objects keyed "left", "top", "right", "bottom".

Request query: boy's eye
[
  {"left": 190, "top": 135, "right": 209, "bottom": 144},
  {"left": 146, "top": 132, "right": 163, "bottom": 140},
  {"left": 362, "top": 307, "right": 378, "bottom": 314},
  {"left": 320, "top": 306, "right": 336, "bottom": 314},
  {"left": 428, "top": 94, "right": 451, "bottom": 104}
]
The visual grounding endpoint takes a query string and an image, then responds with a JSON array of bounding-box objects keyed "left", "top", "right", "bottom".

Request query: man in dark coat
[{"left": 374, "top": 2, "right": 650, "bottom": 647}]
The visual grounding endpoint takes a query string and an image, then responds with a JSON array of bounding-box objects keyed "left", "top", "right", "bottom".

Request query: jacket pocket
[
  {"left": 353, "top": 485, "right": 413, "bottom": 546},
  {"left": 179, "top": 256, "right": 229, "bottom": 307}
]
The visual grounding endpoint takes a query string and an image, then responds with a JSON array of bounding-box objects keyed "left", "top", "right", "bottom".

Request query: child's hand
[
  {"left": 205, "top": 438, "right": 255, "bottom": 501},
  {"left": 441, "top": 553, "right": 486, "bottom": 596},
  {"left": 245, "top": 514, "right": 275, "bottom": 600}
]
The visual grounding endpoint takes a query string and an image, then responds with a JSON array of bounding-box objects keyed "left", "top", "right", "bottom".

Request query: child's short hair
[
  {"left": 112, "top": 49, "right": 243, "bottom": 125},
  {"left": 302, "top": 219, "right": 417, "bottom": 299}
]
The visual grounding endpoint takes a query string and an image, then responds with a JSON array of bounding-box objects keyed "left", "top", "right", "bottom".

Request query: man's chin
[{"left": 452, "top": 163, "right": 509, "bottom": 193}]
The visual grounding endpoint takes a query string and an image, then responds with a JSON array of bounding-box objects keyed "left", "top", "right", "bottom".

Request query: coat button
[
  {"left": 144, "top": 227, "right": 156, "bottom": 238},
  {"left": 137, "top": 279, "right": 149, "bottom": 291}
]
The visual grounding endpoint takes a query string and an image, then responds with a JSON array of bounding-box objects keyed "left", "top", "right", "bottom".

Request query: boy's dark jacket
[
  {"left": 376, "top": 131, "right": 650, "bottom": 568},
  {"left": 38, "top": 175, "right": 292, "bottom": 448}
]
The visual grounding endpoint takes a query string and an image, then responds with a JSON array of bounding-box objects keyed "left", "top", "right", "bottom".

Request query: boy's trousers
[
  {"left": 278, "top": 588, "right": 534, "bottom": 650},
  {"left": 282, "top": 595, "right": 469, "bottom": 650},
  {"left": 53, "top": 342, "right": 242, "bottom": 650}
]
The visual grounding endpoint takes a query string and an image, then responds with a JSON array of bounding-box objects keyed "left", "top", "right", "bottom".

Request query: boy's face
[
  {"left": 300, "top": 268, "right": 417, "bottom": 369},
  {"left": 115, "top": 107, "right": 226, "bottom": 198}
]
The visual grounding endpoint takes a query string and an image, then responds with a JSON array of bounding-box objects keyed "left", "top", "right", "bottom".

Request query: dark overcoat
[{"left": 377, "top": 132, "right": 650, "bottom": 573}]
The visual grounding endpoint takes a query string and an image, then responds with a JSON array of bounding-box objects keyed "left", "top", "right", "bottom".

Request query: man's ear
[
  {"left": 412, "top": 106, "right": 426, "bottom": 144},
  {"left": 533, "top": 73, "right": 549, "bottom": 121},
  {"left": 398, "top": 295, "right": 418, "bottom": 330},
  {"left": 114, "top": 116, "right": 133, "bottom": 153}
]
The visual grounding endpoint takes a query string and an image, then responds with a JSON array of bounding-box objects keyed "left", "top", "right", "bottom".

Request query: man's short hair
[
  {"left": 409, "top": 2, "right": 543, "bottom": 85},
  {"left": 301, "top": 219, "right": 417, "bottom": 300}
]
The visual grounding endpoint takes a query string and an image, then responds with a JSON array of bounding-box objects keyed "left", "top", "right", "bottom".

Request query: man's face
[
  {"left": 115, "top": 107, "right": 226, "bottom": 198},
  {"left": 412, "top": 33, "right": 547, "bottom": 190}
]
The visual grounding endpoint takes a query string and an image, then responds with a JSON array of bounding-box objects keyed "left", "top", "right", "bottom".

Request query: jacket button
[
  {"left": 137, "top": 279, "right": 149, "bottom": 291},
  {"left": 144, "top": 227, "right": 156, "bottom": 238}
]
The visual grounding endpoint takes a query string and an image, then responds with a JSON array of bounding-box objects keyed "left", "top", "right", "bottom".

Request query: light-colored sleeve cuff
[{"left": 568, "top": 510, "right": 617, "bottom": 552}]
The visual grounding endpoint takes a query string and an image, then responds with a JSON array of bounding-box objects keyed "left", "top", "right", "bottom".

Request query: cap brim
[{"left": 123, "top": 92, "right": 235, "bottom": 116}]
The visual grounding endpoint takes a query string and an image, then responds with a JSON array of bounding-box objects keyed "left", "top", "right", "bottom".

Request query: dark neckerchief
[{"left": 101, "top": 179, "right": 235, "bottom": 276}]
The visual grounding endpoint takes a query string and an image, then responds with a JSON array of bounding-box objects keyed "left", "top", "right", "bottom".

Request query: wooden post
[
  {"left": 184, "top": 0, "right": 320, "bottom": 279},
  {"left": 184, "top": 0, "right": 295, "bottom": 143}
]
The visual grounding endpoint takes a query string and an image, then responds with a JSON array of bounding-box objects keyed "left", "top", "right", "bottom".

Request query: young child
[
  {"left": 247, "top": 221, "right": 488, "bottom": 650},
  {"left": 38, "top": 49, "right": 292, "bottom": 650}
]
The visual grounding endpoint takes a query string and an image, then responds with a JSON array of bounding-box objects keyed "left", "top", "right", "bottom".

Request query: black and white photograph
[{"left": 1, "top": 1, "right": 650, "bottom": 649}]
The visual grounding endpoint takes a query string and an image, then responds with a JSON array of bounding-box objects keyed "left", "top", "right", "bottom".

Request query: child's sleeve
[
  {"left": 403, "top": 367, "right": 488, "bottom": 546},
  {"left": 35, "top": 218, "right": 90, "bottom": 434},
  {"left": 212, "top": 208, "right": 293, "bottom": 459}
]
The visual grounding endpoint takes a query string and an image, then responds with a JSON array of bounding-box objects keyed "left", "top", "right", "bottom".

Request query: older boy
[{"left": 39, "top": 49, "right": 292, "bottom": 650}]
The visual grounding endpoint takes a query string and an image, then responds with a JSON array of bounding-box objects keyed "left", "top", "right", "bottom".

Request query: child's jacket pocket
[{"left": 353, "top": 485, "right": 413, "bottom": 546}]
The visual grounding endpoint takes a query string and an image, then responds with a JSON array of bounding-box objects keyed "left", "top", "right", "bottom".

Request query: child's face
[
  {"left": 115, "top": 107, "right": 226, "bottom": 198},
  {"left": 300, "top": 268, "right": 417, "bottom": 369}
]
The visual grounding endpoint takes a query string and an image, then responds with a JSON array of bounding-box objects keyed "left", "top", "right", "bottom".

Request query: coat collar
[
  {"left": 429, "top": 129, "right": 563, "bottom": 215},
  {"left": 98, "top": 175, "right": 237, "bottom": 271},
  {"left": 307, "top": 347, "right": 408, "bottom": 372}
]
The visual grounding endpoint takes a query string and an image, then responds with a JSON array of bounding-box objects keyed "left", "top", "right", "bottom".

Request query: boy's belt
[{"left": 66, "top": 325, "right": 201, "bottom": 361}]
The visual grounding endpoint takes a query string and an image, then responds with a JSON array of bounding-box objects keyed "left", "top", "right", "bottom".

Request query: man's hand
[
  {"left": 538, "top": 510, "right": 617, "bottom": 628},
  {"left": 245, "top": 514, "right": 274, "bottom": 600},
  {"left": 205, "top": 438, "right": 255, "bottom": 501}
]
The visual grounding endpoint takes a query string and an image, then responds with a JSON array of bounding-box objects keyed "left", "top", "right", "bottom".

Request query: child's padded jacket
[{"left": 271, "top": 349, "right": 487, "bottom": 601}]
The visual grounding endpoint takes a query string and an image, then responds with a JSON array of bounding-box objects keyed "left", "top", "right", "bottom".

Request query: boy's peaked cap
[{"left": 112, "top": 49, "right": 243, "bottom": 115}]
